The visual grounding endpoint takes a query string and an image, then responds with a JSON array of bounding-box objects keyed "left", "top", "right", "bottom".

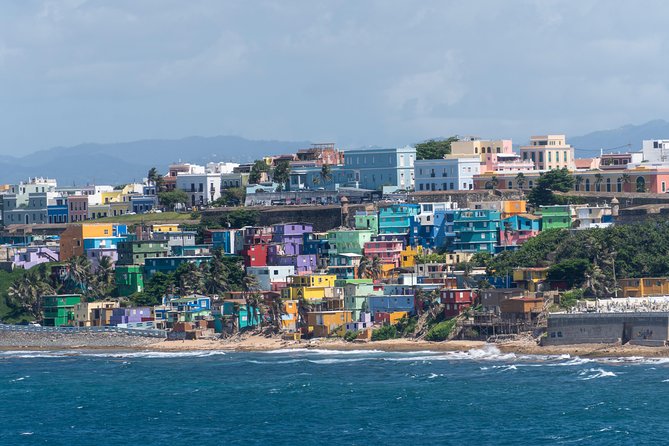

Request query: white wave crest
[
  {"left": 578, "top": 368, "right": 617, "bottom": 380},
  {"left": 0, "top": 350, "right": 227, "bottom": 359}
]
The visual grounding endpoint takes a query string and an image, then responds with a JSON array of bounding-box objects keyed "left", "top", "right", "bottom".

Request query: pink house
[
  {"left": 441, "top": 288, "right": 475, "bottom": 318},
  {"left": 68, "top": 195, "right": 89, "bottom": 223},
  {"left": 363, "top": 240, "right": 404, "bottom": 267}
]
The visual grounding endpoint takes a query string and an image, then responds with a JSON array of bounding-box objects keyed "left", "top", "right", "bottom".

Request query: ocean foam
[{"left": 578, "top": 368, "right": 617, "bottom": 380}]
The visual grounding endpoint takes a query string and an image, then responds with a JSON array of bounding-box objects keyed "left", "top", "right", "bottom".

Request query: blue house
[
  {"left": 131, "top": 195, "right": 158, "bottom": 214},
  {"left": 47, "top": 197, "right": 69, "bottom": 224},
  {"left": 409, "top": 209, "right": 456, "bottom": 250},
  {"left": 367, "top": 295, "right": 415, "bottom": 315},
  {"left": 155, "top": 294, "right": 212, "bottom": 323},
  {"left": 343, "top": 146, "right": 416, "bottom": 191},
  {"left": 220, "top": 301, "right": 262, "bottom": 329}
]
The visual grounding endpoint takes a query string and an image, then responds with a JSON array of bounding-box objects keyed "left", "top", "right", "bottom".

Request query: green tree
[
  {"left": 175, "top": 262, "right": 203, "bottom": 295},
  {"left": 515, "top": 172, "right": 526, "bottom": 189},
  {"left": 249, "top": 160, "right": 270, "bottom": 184},
  {"left": 132, "top": 272, "right": 175, "bottom": 306},
  {"left": 320, "top": 164, "right": 333, "bottom": 184},
  {"left": 242, "top": 274, "right": 263, "bottom": 327},
  {"left": 527, "top": 168, "right": 575, "bottom": 207},
  {"left": 212, "top": 187, "right": 246, "bottom": 207},
  {"left": 158, "top": 190, "right": 189, "bottom": 211},
  {"left": 272, "top": 160, "right": 291, "bottom": 191},
  {"left": 415, "top": 137, "right": 458, "bottom": 160},
  {"left": 65, "top": 255, "right": 94, "bottom": 297},
  {"left": 147, "top": 167, "right": 164, "bottom": 191},
  {"left": 220, "top": 208, "right": 259, "bottom": 228},
  {"left": 547, "top": 259, "right": 590, "bottom": 288}
]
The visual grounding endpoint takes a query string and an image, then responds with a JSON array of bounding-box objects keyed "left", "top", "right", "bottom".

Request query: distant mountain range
[
  {"left": 569, "top": 119, "right": 669, "bottom": 156},
  {"left": 0, "top": 136, "right": 310, "bottom": 185},
  {"left": 3, "top": 120, "right": 669, "bottom": 185}
]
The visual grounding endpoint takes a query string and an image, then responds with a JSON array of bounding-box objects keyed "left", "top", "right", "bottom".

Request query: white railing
[{"left": 0, "top": 324, "right": 167, "bottom": 338}]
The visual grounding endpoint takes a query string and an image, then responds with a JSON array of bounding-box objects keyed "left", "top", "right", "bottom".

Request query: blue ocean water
[{"left": 0, "top": 346, "right": 666, "bottom": 445}]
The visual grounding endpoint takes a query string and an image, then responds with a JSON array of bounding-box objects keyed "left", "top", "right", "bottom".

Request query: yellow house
[
  {"left": 501, "top": 200, "right": 527, "bottom": 218},
  {"left": 306, "top": 310, "right": 353, "bottom": 337},
  {"left": 513, "top": 267, "right": 549, "bottom": 292},
  {"left": 101, "top": 191, "right": 123, "bottom": 204},
  {"left": 619, "top": 278, "right": 669, "bottom": 297},
  {"left": 88, "top": 204, "right": 110, "bottom": 220},
  {"left": 400, "top": 246, "right": 422, "bottom": 268},
  {"left": 282, "top": 274, "right": 338, "bottom": 301},
  {"left": 153, "top": 224, "right": 180, "bottom": 233},
  {"left": 74, "top": 300, "right": 120, "bottom": 327}
]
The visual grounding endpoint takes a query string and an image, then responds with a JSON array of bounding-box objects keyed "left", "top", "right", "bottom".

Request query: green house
[
  {"left": 354, "top": 211, "right": 379, "bottom": 235},
  {"left": 115, "top": 265, "right": 144, "bottom": 296},
  {"left": 327, "top": 229, "right": 373, "bottom": 257},
  {"left": 42, "top": 294, "right": 82, "bottom": 327},
  {"left": 540, "top": 205, "right": 573, "bottom": 230},
  {"left": 116, "top": 240, "right": 169, "bottom": 266}
]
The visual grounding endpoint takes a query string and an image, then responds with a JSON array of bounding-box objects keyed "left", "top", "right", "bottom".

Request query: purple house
[
  {"left": 267, "top": 245, "right": 318, "bottom": 274},
  {"left": 109, "top": 307, "right": 152, "bottom": 325},
  {"left": 272, "top": 223, "right": 313, "bottom": 256},
  {"left": 13, "top": 247, "right": 59, "bottom": 269}
]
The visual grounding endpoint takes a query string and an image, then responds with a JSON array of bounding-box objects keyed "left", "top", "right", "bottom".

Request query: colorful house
[
  {"left": 513, "top": 267, "right": 549, "bottom": 292},
  {"left": 366, "top": 295, "right": 415, "bottom": 315},
  {"left": 354, "top": 210, "right": 379, "bottom": 235},
  {"left": 154, "top": 295, "right": 212, "bottom": 324},
  {"left": 42, "top": 294, "right": 82, "bottom": 326},
  {"left": 219, "top": 300, "right": 263, "bottom": 329},
  {"left": 498, "top": 214, "right": 541, "bottom": 250},
  {"left": 327, "top": 229, "right": 373, "bottom": 256},
  {"left": 378, "top": 203, "right": 420, "bottom": 234},
  {"left": 144, "top": 255, "right": 212, "bottom": 278},
  {"left": 618, "top": 278, "right": 669, "bottom": 298},
  {"left": 363, "top": 240, "right": 404, "bottom": 267},
  {"left": 306, "top": 310, "right": 353, "bottom": 337},
  {"left": 74, "top": 300, "right": 119, "bottom": 327},
  {"left": 116, "top": 240, "right": 169, "bottom": 266},
  {"left": 539, "top": 205, "right": 573, "bottom": 230},
  {"left": 115, "top": 265, "right": 144, "bottom": 296},
  {"left": 282, "top": 274, "right": 338, "bottom": 300},
  {"left": 452, "top": 209, "right": 501, "bottom": 252},
  {"left": 441, "top": 288, "right": 475, "bottom": 318}
]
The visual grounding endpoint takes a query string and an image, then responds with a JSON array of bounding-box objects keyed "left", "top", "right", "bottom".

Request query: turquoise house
[
  {"left": 452, "top": 209, "right": 501, "bottom": 252},
  {"left": 378, "top": 204, "right": 420, "bottom": 234},
  {"left": 221, "top": 301, "right": 262, "bottom": 329}
]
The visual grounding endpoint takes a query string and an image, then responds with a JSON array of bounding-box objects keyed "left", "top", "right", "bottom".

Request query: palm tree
[
  {"left": 268, "top": 293, "right": 285, "bottom": 332},
  {"left": 202, "top": 250, "right": 230, "bottom": 296},
  {"left": 8, "top": 269, "right": 54, "bottom": 320},
  {"left": 320, "top": 164, "right": 332, "bottom": 184},
  {"left": 620, "top": 173, "right": 632, "bottom": 192},
  {"left": 370, "top": 256, "right": 383, "bottom": 280},
  {"left": 66, "top": 255, "right": 94, "bottom": 297},
  {"left": 515, "top": 172, "right": 526, "bottom": 190},
  {"left": 177, "top": 262, "right": 203, "bottom": 296},
  {"left": 357, "top": 256, "right": 371, "bottom": 279},
  {"left": 594, "top": 173, "right": 604, "bottom": 192},
  {"left": 574, "top": 175, "right": 584, "bottom": 191}
]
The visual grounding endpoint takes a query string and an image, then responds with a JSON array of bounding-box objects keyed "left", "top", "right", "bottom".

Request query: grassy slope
[{"left": 93, "top": 212, "right": 199, "bottom": 225}]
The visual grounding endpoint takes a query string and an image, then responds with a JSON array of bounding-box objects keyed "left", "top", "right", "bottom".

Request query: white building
[
  {"left": 176, "top": 173, "right": 222, "bottom": 207},
  {"left": 642, "top": 140, "right": 669, "bottom": 164},
  {"left": 206, "top": 162, "right": 239, "bottom": 174},
  {"left": 246, "top": 266, "right": 296, "bottom": 291},
  {"left": 414, "top": 157, "right": 481, "bottom": 191}
]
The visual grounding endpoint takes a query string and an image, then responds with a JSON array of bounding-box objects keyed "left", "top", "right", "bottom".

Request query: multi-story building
[
  {"left": 47, "top": 196, "right": 69, "bottom": 224},
  {"left": 441, "top": 288, "right": 475, "bottom": 318},
  {"left": 67, "top": 195, "right": 89, "bottom": 223},
  {"left": 116, "top": 240, "right": 169, "bottom": 266},
  {"left": 60, "top": 223, "right": 127, "bottom": 262},
  {"left": 176, "top": 172, "right": 221, "bottom": 207},
  {"left": 144, "top": 255, "right": 212, "bottom": 278},
  {"left": 246, "top": 265, "right": 296, "bottom": 291},
  {"left": 354, "top": 210, "right": 379, "bottom": 235},
  {"left": 363, "top": 240, "right": 404, "bottom": 267},
  {"left": 0, "top": 192, "right": 49, "bottom": 225},
  {"left": 452, "top": 209, "right": 501, "bottom": 252},
  {"left": 414, "top": 157, "right": 481, "bottom": 192},
  {"left": 499, "top": 214, "right": 541, "bottom": 250},
  {"left": 378, "top": 203, "right": 420, "bottom": 234},
  {"left": 519, "top": 135, "right": 575, "bottom": 170},
  {"left": 327, "top": 229, "right": 373, "bottom": 256},
  {"left": 282, "top": 274, "right": 338, "bottom": 300},
  {"left": 343, "top": 146, "right": 416, "bottom": 191},
  {"left": 42, "top": 294, "right": 82, "bottom": 326},
  {"left": 115, "top": 265, "right": 144, "bottom": 296},
  {"left": 539, "top": 205, "right": 573, "bottom": 230}
]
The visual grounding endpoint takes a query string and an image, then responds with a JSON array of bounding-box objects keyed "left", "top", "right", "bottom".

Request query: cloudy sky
[{"left": 0, "top": 0, "right": 667, "bottom": 155}]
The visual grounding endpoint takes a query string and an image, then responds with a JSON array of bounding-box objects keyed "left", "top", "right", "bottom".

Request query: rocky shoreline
[
  {"left": 0, "top": 331, "right": 157, "bottom": 350},
  {"left": 4, "top": 331, "right": 669, "bottom": 359}
]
